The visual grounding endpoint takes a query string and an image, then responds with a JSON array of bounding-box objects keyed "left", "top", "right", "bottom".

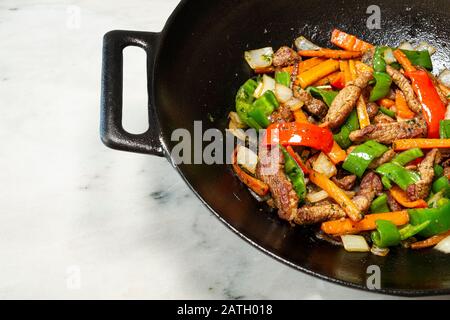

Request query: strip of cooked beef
[
  {"left": 269, "top": 103, "right": 294, "bottom": 123},
  {"left": 294, "top": 200, "right": 346, "bottom": 225},
  {"left": 369, "top": 149, "right": 396, "bottom": 169},
  {"left": 407, "top": 149, "right": 438, "bottom": 201},
  {"left": 257, "top": 145, "right": 299, "bottom": 221},
  {"left": 331, "top": 175, "right": 357, "bottom": 191},
  {"left": 386, "top": 65, "right": 422, "bottom": 114},
  {"left": 273, "top": 46, "right": 300, "bottom": 67},
  {"left": 293, "top": 87, "right": 328, "bottom": 118},
  {"left": 373, "top": 113, "right": 395, "bottom": 124},
  {"left": 387, "top": 193, "right": 403, "bottom": 211},
  {"left": 361, "top": 47, "right": 375, "bottom": 66},
  {"left": 352, "top": 172, "right": 383, "bottom": 213},
  {"left": 349, "top": 117, "right": 427, "bottom": 144},
  {"left": 366, "top": 102, "right": 379, "bottom": 120},
  {"left": 325, "top": 72, "right": 373, "bottom": 129}
]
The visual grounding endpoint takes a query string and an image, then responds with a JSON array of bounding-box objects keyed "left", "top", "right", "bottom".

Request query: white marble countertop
[{"left": 0, "top": 0, "right": 447, "bottom": 300}]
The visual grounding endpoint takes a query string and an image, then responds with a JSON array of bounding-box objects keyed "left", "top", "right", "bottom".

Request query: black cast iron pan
[{"left": 100, "top": 0, "right": 450, "bottom": 296}]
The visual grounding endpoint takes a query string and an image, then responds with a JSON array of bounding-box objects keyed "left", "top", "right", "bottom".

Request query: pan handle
[{"left": 100, "top": 30, "right": 164, "bottom": 157}]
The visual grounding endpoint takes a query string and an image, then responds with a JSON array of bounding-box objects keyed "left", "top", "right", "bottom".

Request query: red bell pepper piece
[
  {"left": 330, "top": 72, "right": 346, "bottom": 89},
  {"left": 406, "top": 70, "right": 447, "bottom": 138},
  {"left": 264, "top": 122, "right": 334, "bottom": 153},
  {"left": 285, "top": 145, "right": 311, "bottom": 174}
]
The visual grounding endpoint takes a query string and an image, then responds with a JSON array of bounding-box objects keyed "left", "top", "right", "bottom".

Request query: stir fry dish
[{"left": 229, "top": 29, "right": 450, "bottom": 255}]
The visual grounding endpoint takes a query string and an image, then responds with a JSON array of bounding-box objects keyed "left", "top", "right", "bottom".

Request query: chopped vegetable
[
  {"left": 274, "top": 83, "right": 293, "bottom": 103},
  {"left": 244, "top": 47, "right": 274, "bottom": 70},
  {"left": 393, "top": 139, "right": 450, "bottom": 151},
  {"left": 321, "top": 211, "right": 409, "bottom": 235},
  {"left": 235, "top": 79, "right": 262, "bottom": 129},
  {"left": 411, "top": 230, "right": 450, "bottom": 250},
  {"left": 389, "top": 186, "right": 428, "bottom": 208},
  {"left": 398, "top": 41, "right": 414, "bottom": 51},
  {"left": 298, "top": 49, "right": 362, "bottom": 59},
  {"left": 378, "top": 98, "right": 395, "bottom": 108},
  {"left": 370, "top": 194, "right": 390, "bottom": 213},
  {"left": 306, "top": 190, "right": 329, "bottom": 203},
  {"left": 297, "top": 59, "right": 340, "bottom": 88},
  {"left": 407, "top": 70, "right": 447, "bottom": 138},
  {"left": 340, "top": 60, "right": 352, "bottom": 84},
  {"left": 254, "top": 74, "right": 276, "bottom": 98},
  {"left": 232, "top": 149, "right": 269, "bottom": 196},
  {"left": 438, "top": 69, "right": 450, "bottom": 88},
  {"left": 392, "top": 148, "right": 424, "bottom": 166},
  {"left": 327, "top": 141, "right": 347, "bottom": 164},
  {"left": 370, "top": 72, "right": 392, "bottom": 102},
  {"left": 236, "top": 146, "right": 259, "bottom": 175},
  {"left": 264, "top": 122, "right": 334, "bottom": 153},
  {"left": 296, "top": 57, "right": 325, "bottom": 74},
  {"left": 330, "top": 29, "right": 374, "bottom": 52},
  {"left": 371, "top": 220, "right": 401, "bottom": 247},
  {"left": 401, "top": 49, "right": 433, "bottom": 71},
  {"left": 394, "top": 90, "right": 415, "bottom": 119},
  {"left": 286, "top": 146, "right": 310, "bottom": 174},
  {"left": 295, "top": 36, "right": 321, "bottom": 51},
  {"left": 373, "top": 46, "right": 388, "bottom": 72},
  {"left": 333, "top": 110, "right": 360, "bottom": 149},
  {"left": 342, "top": 140, "right": 388, "bottom": 178},
  {"left": 275, "top": 71, "right": 291, "bottom": 87},
  {"left": 307, "top": 87, "right": 338, "bottom": 107},
  {"left": 434, "top": 235, "right": 450, "bottom": 253},
  {"left": 249, "top": 90, "right": 279, "bottom": 127},
  {"left": 408, "top": 201, "right": 450, "bottom": 237},
  {"left": 309, "top": 171, "right": 362, "bottom": 221},
  {"left": 313, "top": 152, "right": 337, "bottom": 178},
  {"left": 341, "top": 235, "right": 370, "bottom": 252},
  {"left": 393, "top": 49, "right": 416, "bottom": 73},
  {"left": 432, "top": 176, "right": 450, "bottom": 197},
  {"left": 382, "top": 176, "right": 393, "bottom": 189},
  {"left": 329, "top": 72, "right": 346, "bottom": 89},
  {"left": 434, "top": 164, "right": 444, "bottom": 178},
  {"left": 376, "top": 163, "right": 420, "bottom": 190},
  {"left": 439, "top": 120, "right": 450, "bottom": 139},
  {"left": 379, "top": 107, "right": 396, "bottom": 118},
  {"left": 281, "top": 146, "right": 307, "bottom": 202},
  {"left": 383, "top": 48, "right": 397, "bottom": 64},
  {"left": 415, "top": 41, "right": 437, "bottom": 55}
]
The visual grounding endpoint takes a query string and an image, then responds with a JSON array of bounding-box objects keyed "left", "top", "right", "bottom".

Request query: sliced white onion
[
  {"left": 244, "top": 47, "right": 274, "bottom": 70},
  {"left": 434, "top": 236, "right": 450, "bottom": 254},
  {"left": 236, "top": 145, "right": 259, "bottom": 175},
  {"left": 306, "top": 190, "right": 329, "bottom": 203},
  {"left": 341, "top": 235, "right": 370, "bottom": 252},
  {"left": 275, "top": 83, "right": 293, "bottom": 103},
  {"left": 312, "top": 153, "right": 337, "bottom": 178},
  {"left": 228, "top": 112, "right": 246, "bottom": 129},
  {"left": 438, "top": 69, "right": 450, "bottom": 88},
  {"left": 398, "top": 41, "right": 414, "bottom": 51},
  {"left": 284, "top": 97, "right": 304, "bottom": 111},
  {"left": 294, "top": 36, "right": 321, "bottom": 51},
  {"left": 227, "top": 128, "right": 247, "bottom": 141},
  {"left": 371, "top": 245, "right": 390, "bottom": 257},
  {"left": 383, "top": 48, "right": 397, "bottom": 64},
  {"left": 415, "top": 41, "right": 437, "bottom": 55},
  {"left": 253, "top": 81, "right": 264, "bottom": 99}
]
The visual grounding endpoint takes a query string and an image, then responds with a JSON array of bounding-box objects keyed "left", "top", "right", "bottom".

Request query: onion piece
[
  {"left": 398, "top": 41, "right": 414, "bottom": 51},
  {"left": 274, "top": 83, "right": 293, "bottom": 103},
  {"left": 306, "top": 190, "right": 329, "bottom": 203},
  {"left": 312, "top": 153, "right": 337, "bottom": 178},
  {"left": 228, "top": 128, "right": 247, "bottom": 142},
  {"left": 415, "top": 41, "right": 437, "bottom": 55},
  {"left": 438, "top": 69, "right": 450, "bottom": 88},
  {"left": 236, "top": 145, "right": 259, "bottom": 175},
  {"left": 383, "top": 48, "right": 397, "bottom": 64},
  {"left": 284, "top": 97, "right": 304, "bottom": 111},
  {"left": 435, "top": 236, "right": 450, "bottom": 254},
  {"left": 254, "top": 74, "right": 276, "bottom": 99},
  {"left": 294, "top": 36, "right": 321, "bottom": 51},
  {"left": 244, "top": 47, "right": 274, "bottom": 70},
  {"left": 228, "top": 112, "right": 246, "bottom": 129},
  {"left": 341, "top": 235, "right": 370, "bottom": 252},
  {"left": 371, "top": 245, "right": 390, "bottom": 257}
]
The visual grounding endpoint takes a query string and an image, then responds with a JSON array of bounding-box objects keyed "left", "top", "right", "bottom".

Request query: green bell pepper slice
[
  {"left": 370, "top": 194, "right": 390, "bottom": 213},
  {"left": 369, "top": 72, "right": 392, "bottom": 102},
  {"left": 373, "top": 46, "right": 388, "bottom": 72},
  {"left": 382, "top": 176, "right": 393, "bottom": 189},
  {"left": 333, "top": 110, "right": 360, "bottom": 149},
  {"left": 439, "top": 120, "right": 450, "bottom": 139},
  {"left": 275, "top": 71, "right": 291, "bottom": 87},
  {"left": 371, "top": 220, "right": 402, "bottom": 248},
  {"left": 280, "top": 145, "right": 306, "bottom": 203},
  {"left": 235, "top": 79, "right": 262, "bottom": 129},
  {"left": 432, "top": 176, "right": 450, "bottom": 198},
  {"left": 308, "top": 87, "right": 338, "bottom": 107},
  {"left": 379, "top": 107, "right": 396, "bottom": 118},
  {"left": 408, "top": 201, "right": 450, "bottom": 237},
  {"left": 434, "top": 164, "right": 444, "bottom": 178},
  {"left": 376, "top": 163, "right": 420, "bottom": 191},
  {"left": 342, "top": 140, "right": 388, "bottom": 178},
  {"left": 391, "top": 148, "right": 424, "bottom": 166},
  {"left": 401, "top": 49, "right": 433, "bottom": 71}
]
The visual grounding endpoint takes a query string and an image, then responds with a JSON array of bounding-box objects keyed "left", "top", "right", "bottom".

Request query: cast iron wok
[{"left": 101, "top": 0, "right": 450, "bottom": 296}]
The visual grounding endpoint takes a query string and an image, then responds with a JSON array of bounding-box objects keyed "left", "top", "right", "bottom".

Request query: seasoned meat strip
[
  {"left": 366, "top": 102, "right": 379, "bottom": 120},
  {"left": 294, "top": 200, "right": 346, "bottom": 225},
  {"left": 293, "top": 87, "right": 328, "bottom": 118},
  {"left": 349, "top": 117, "right": 427, "bottom": 144},
  {"left": 269, "top": 104, "right": 294, "bottom": 123},
  {"left": 373, "top": 113, "right": 395, "bottom": 124},
  {"left": 386, "top": 65, "right": 422, "bottom": 114},
  {"left": 387, "top": 193, "right": 403, "bottom": 211},
  {"left": 352, "top": 172, "right": 383, "bottom": 213},
  {"left": 369, "top": 149, "right": 396, "bottom": 169},
  {"left": 273, "top": 46, "right": 300, "bottom": 67},
  {"left": 325, "top": 72, "right": 373, "bottom": 129},
  {"left": 407, "top": 149, "right": 438, "bottom": 201},
  {"left": 331, "top": 175, "right": 357, "bottom": 191},
  {"left": 257, "top": 145, "right": 299, "bottom": 221}
]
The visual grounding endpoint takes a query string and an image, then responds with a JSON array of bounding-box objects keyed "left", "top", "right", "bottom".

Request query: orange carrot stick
[
  {"left": 356, "top": 96, "right": 371, "bottom": 128},
  {"left": 393, "top": 49, "right": 417, "bottom": 73},
  {"left": 293, "top": 109, "right": 309, "bottom": 123},
  {"left": 298, "top": 49, "right": 362, "bottom": 60},
  {"left": 389, "top": 186, "right": 428, "bottom": 208},
  {"left": 378, "top": 98, "right": 395, "bottom": 108},
  {"left": 355, "top": 61, "right": 374, "bottom": 74},
  {"left": 330, "top": 29, "right": 374, "bottom": 52},
  {"left": 297, "top": 57, "right": 325, "bottom": 73},
  {"left": 297, "top": 59, "right": 340, "bottom": 89},
  {"left": 411, "top": 230, "right": 450, "bottom": 249},
  {"left": 340, "top": 60, "right": 352, "bottom": 84},
  {"left": 309, "top": 171, "right": 362, "bottom": 221},
  {"left": 393, "top": 139, "right": 450, "bottom": 151},
  {"left": 232, "top": 150, "right": 269, "bottom": 196},
  {"left": 321, "top": 211, "right": 410, "bottom": 235},
  {"left": 395, "top": 90, "right": 415, "bottom": 119},
  {"left": 326, "top": 141, "right": 347, "bottom": 164}
]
